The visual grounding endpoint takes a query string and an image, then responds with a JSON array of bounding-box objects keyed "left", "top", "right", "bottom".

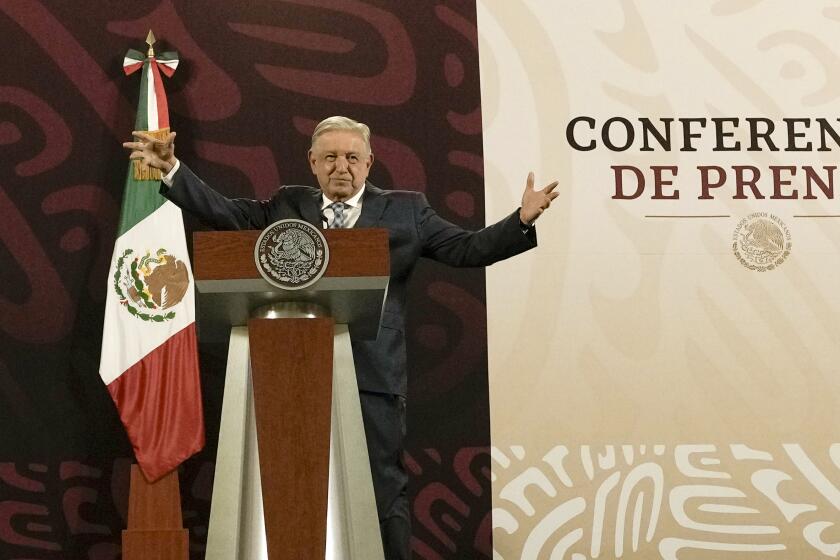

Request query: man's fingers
[
  {"left": 538, "top": 193, "right": 558, "bottom": 209},
  {"left": 543, "top": 181, "right": 559, "bottom": 193},
  {"left": 519, "top": 174, "right": 560, "bottom": 223},
  {"left": 132, "top": 130, "right": 167, "bottom": 145},
  {"left": 525, "top": 174, "right": 561, "bottom": 195},
  {"left": 132, "top": 130, "right": 160, "bottom": 143},
  {"left": 132, "top": 130, "right": 155, "bottom": 142}
]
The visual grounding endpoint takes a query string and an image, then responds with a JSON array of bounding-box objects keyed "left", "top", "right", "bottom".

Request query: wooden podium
[{"left": 193, "top": 228, "right": 389, "bottom": 560}]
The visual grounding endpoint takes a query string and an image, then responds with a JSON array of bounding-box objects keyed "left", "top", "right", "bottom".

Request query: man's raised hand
[
  {"left": 519, "top": 171, "right": 560, "bottom": 225},
  {"left": 123, "top": 130, "right": 177, "bottom": 174}
]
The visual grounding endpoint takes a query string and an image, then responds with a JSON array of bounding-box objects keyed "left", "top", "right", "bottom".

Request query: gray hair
[{"left": 311, "top": 116, "right": 372, "bottom": 153}]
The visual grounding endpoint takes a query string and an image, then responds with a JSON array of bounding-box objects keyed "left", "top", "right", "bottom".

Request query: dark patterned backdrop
[{"left": 0, "top": 1, "right": 491, "bottom": 558}]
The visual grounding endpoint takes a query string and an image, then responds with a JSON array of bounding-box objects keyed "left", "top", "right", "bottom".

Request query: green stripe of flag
[
  {"left": 116, "top": 60, "right": 166, "bottom": 237},
  {"left": 116, "top": 166, "right": 167, "bottom": 237}
]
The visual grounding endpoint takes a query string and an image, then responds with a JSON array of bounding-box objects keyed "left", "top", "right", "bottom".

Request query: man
[{"left": 124, "top": 116, "right": 558, "bottom": 559}]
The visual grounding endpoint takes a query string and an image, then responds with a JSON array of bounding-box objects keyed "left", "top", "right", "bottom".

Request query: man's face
[{"left": 308, "top": 130, "right": 373, "bottom": 202}]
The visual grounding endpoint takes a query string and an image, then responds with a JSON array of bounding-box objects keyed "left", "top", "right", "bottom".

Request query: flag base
[
  {"left": 123, "top": 529, "right": 188, "bottom": 558},
  {"left": 122, "top": 464, "right": 188, "bottom": 560}
]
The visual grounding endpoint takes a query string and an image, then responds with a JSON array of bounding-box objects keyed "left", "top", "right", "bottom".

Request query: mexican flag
[{"left": 99, "top": 40, "right": 204, "bottom": 482}]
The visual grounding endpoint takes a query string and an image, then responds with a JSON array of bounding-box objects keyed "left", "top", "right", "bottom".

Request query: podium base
[{"left": 205, "top": 324, "right": 383, "bottom": 560}]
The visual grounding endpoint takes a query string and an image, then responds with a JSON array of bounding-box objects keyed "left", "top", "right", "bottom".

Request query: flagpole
[{"left": 110, "top": 30, "right": 195, "bottom": 560}]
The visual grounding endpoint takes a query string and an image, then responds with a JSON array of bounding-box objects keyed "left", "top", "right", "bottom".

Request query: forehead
[{"left": 312, "top": 130, "right": 368, "bottom": 153}]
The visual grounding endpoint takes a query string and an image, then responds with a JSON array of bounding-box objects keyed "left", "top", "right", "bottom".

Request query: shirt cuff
[
  {"left": 518, "top": 208, "right": 534, "bottom": 233},
  {"left": 161, "top": 159, "right": 180, "bottom": 186}
]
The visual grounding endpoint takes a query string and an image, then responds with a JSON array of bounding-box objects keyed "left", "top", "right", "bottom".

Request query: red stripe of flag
[
  {"left": 150, "top": 59, "right": 170, "bottom": 129},
  {"left": 107, "top": 323, "right": 204, "bottom": 481}
]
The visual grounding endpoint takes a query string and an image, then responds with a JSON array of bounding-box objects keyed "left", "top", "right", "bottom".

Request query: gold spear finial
[{"left": 145, "top": 29, "right": 156, "bottom": 57}]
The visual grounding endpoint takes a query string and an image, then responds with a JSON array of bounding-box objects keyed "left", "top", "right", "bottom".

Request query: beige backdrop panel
[{"left": 479, "top": 1, "right": 840, "bottom": 558}]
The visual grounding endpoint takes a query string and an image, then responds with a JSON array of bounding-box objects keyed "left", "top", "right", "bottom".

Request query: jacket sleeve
[
  {"left": 160, "top": 162, "right": 275, "bottom": 230},
  {"left": 416, "top": 193, "right": 537, "bottom": 267}
]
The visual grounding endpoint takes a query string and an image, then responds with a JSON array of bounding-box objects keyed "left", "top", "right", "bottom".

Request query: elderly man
[{"left": 125, "top": 115, "right": 558, "bottom": 559}]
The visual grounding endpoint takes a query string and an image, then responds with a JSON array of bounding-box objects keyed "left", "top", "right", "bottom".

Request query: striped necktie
[{"left": 329, "top": 202, "right": 347, "bottom": 229}]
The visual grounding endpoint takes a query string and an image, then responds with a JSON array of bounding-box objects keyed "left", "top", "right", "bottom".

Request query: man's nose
[{"left": 334, "top": 156, "right": 349, "bottom": 172}]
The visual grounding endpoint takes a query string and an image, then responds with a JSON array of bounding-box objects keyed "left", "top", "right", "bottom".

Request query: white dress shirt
[
  {"left": 161, "top": 159, "right": 181, "bottom": 186},
  {"left": 321, "top": 186, "right": 365, "bottom": 229}
]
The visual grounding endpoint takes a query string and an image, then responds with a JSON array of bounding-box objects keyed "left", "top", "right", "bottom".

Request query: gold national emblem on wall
[{"left": 732, "top": 213, "right": 791, "bottom": 272}]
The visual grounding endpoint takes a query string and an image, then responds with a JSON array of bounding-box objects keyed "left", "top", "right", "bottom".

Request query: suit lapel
[
  {"left": 355, "top": 183, "right": 388, "bottom": 228},
  {"left": 299, "top": 189, "right": 323, "bottom": 228}
]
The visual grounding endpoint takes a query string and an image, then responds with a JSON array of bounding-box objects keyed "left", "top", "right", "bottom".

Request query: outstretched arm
[
  {"left": 122, "top": 129, "right": 274, "bottom": 230},
  {"left": 420, "top": 172, "right": 559, "bottom": 266}
]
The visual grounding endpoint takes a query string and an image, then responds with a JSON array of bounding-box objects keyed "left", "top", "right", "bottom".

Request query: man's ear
[
  {"left": 367, "top": 151, "right": 374, "bottom": 170},
  {"left": 308, "top": 149, "right": 317, "bottom": 173}
]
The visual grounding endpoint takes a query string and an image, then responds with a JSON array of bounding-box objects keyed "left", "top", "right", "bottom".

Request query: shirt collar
[{"left": 321, "top": 184, "right": 366, "bottom": 210}]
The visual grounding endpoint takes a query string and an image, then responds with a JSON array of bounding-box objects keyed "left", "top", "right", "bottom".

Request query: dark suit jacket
[{"left": 163, "top": 163, "right": 537, "bottom": 395}]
